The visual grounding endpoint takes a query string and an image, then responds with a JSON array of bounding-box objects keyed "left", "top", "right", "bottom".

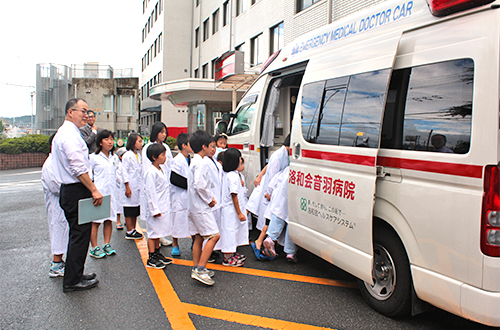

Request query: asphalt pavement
[{"left": 0, "top": 167, "right": 496, "bottom": 330}]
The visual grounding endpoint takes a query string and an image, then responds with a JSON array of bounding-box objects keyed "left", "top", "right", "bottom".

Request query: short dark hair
[
  {"left": 223, "top": 148, "right": 241, "bottom": 172},
  {"left": 126, "top": 132, "right": 142, "bottom": 151},
  {"left": 215, "top": 133, "right": 228, "bottom": 142},
  {"left": 150, "top": 122, "right": 168, "bottom": 143},
  {"left": 176, "top": 133, "right": 189, "bottom": 150},
  {"left": 217, "top": 151, "right": 225, "bottom": 163},
  {"left": 146, "top": 143, "right": 166, "bottom": 162},
  {"left": 48, "top": 133, "right": 56, "bottom": 153},
  {"left": 87, "top": 110, "right": 96, "bottom": 117},
  {"left": 189, "top": 130, "right": 212, "bottom": 153},
  {"left": 240, "top": 157, "right": 245, "bottom": 164},
  {"left": 284, "top": 134, "right": 291, "bottom": 147},
  {"left": 64, "top": 98, "right": 86, "bottom": 114},
  {"left": 95, "top": 130, "right": 115, "bottom": 155}
]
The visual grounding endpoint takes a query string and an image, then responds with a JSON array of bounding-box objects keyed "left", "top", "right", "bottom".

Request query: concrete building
[
  {"left": 143, "top": 0, "right": 387, "bottom": 135},
  {"left": 36, "top": 63, "right": 139, "bottom": 137}
]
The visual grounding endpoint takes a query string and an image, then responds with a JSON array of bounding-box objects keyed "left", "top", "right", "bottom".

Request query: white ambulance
[{"left": 219, "top": 0, "right": 500, "bottom": 326}]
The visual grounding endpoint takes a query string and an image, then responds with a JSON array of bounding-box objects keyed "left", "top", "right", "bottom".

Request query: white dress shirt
[{"left": 52, "top": 120, "right": 90, "bottom": 184}]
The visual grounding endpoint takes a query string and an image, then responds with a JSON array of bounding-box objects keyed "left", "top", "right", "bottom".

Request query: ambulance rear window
[{"left": 381, "top": 59, "right": 473, "bottom": 154}]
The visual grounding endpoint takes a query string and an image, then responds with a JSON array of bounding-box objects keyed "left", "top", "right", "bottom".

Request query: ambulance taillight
[
  {"left": 481, "top": 165, "right": 500, "bottom": 257},
  {"left": 427, "top": 0, "right": 495, "bottom": 17}
]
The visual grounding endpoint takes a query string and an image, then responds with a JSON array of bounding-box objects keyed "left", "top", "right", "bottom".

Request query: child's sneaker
[
  {"left": 154, "top": 250, "right": 173, "bottom": 265},
  {"left": 102, "top": 243, "right": 116, "bottom": 256},
  {"left": 171, "top": 246, "right": 180, "bottom": 257},
  {"left": 235, "top": 253, "right": 246, "bottom": 261},
  {"left": 125, "top": 229, "right": 143, "bottom": 240},
  {"left": 147, "top": 254, "right": 166, "bottom": 269},
  {"left": 159, "top": 237, "right": 172, "bottom": 246},
  {"left": 191, "top": 268, "right": 215, "bottom": 285},
  {"left": 89, "top": 246, "right": 106, "bottom": 258},
  {"left": 222, "top": 256, "right": 244, "bottom": 267},
  {"left": 286, "top": 253, "right": 298, "bottom": 263},
  {"left": 49, "top": 261, "right": 65, "bottom": 278},
  {"left": 203, "top": 268, "right": 215, "bottom": 278}
]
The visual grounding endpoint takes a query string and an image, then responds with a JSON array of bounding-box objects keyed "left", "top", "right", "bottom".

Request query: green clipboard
[{"left": 78, "top": 195, "right": 111, "bottom": 225}]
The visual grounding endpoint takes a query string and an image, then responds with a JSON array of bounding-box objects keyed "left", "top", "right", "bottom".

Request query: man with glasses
[
  {"left": 80, "top": 109, "right": 103, "bottom": 153},
  {"left": 52, "top": 98, "right": 103, "bottom": 292}
]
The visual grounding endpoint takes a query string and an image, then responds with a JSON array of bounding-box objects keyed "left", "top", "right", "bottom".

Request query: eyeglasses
[{"left": 71, "top": 108, "right": 89, "bottom": 115}]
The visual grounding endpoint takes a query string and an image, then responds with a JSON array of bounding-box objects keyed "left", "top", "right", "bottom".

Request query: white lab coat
[
  {"left": 249, "top": 145, "right": 289, "bottom": 230},
  {"left": 90, "top": 151, "right": 120, "bottom": 222},
  {"left": 41, "top": 154, "right": 69, "bottom": 255},
  {"left": 122, "top": 150, "right": 142, "bottom": 207},
  {"left": 141, "top": 142, "right": 172, "bottom": 220},
  {"left": 170, "top": 153, "right": 191, "bottom": 238},
  {"left": 220, "top": 171, "right": 249, "bottom": 253},
  {"left": 188, "top": 154, "right": 219, "bottom": 236},
  {"left": 115, "top": 161, "right": 126, "bottom": 214},
  {"left": 144, "top": 166, "right": 171, "bottom": 238},
  {"left": 264, "top": 167, "right": 289, "bottom": 222}
]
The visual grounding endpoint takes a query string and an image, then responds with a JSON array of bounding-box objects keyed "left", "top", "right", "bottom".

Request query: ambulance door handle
[
  {"left": 243, "top": 142, "right": 250, "bottom": 150},
  {"left": 377, "top": 166, "right": 387, "bottom": 177},
  {"left": 293, "top": 142, "right": 301, "bottom": 159}
]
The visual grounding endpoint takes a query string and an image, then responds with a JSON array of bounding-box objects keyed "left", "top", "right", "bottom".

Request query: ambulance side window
[
  {"left": 381, "top": 59, "right": 473, "bottom": 154},
  {"left": 301, "top": 81, "right": 325, "bottom": 143}
]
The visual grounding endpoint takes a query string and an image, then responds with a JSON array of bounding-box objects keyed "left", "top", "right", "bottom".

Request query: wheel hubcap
[{"left": 364, "top": 244, "right": 395, "bottom": 301}]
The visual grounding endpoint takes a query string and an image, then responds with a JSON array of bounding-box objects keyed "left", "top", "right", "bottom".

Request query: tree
[{"left": 0, "top": 120, "right": 5, "bottom": 133}]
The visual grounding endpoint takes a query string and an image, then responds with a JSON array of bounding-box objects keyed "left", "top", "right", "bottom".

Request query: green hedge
[
  {"left": 0, "top": 135, "right": 50, "bottom": 154},
  {"left": 166, "top": 136, "right": 177, "bottom": 150}
]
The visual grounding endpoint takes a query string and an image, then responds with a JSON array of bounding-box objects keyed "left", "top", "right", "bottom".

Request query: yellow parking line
[
  {"left": 183, "top": 303, "right": 337, "bottom": 330},
  {"left": 134, "top": 229, "right": 196, "bottom": 329},
  {"left": 170, "top": 258, "right": 357, "bottom": 288},
  {"left": 134, "top": 225, "right": 349, "bottom": 329}
]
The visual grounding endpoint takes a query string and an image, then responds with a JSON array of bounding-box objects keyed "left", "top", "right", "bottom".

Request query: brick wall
[{"left": 0, "top": 153, "right": 48, "bottom": 170}]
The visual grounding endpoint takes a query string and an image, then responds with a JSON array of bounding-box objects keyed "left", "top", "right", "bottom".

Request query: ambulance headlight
[
  {"left": 488, "top": 211, "right": 500, "bottom": 226},
  {"left": 487, "top": 229, "right": 500, "bottom": 246}
]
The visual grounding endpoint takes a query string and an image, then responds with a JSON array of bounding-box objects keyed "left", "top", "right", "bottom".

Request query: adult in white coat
[
  {"left": 41, "top": 134, "right": 69, "bottom": 278},
  {"left": 122, "top": 133, "right": 144, "bottom": 240}
]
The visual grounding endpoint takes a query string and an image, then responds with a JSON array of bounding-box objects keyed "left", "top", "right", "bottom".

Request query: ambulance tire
[{"left": 357, "top": 225, "right": 412, "bottom": 317}]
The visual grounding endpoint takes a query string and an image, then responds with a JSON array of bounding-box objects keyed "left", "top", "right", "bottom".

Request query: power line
[{"left": 0, "top": 82, "right": 35, "bottom": 89}]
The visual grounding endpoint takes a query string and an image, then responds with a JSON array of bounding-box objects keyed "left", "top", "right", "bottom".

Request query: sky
[{"left": 0, "top": 0, "right": 142, "bottom": 118}]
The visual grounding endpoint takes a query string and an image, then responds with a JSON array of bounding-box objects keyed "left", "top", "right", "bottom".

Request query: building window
[
  {"left": 118, "top": 95, "right": 134, "bottom": 116},
  {"left": 251, "top": 33, "right": 263, "bottom": 66},
  {"left": 297, "top": 0, "right": 321, "bottom": 13},
  {"left": 154, "top": 3, "right": 158, "bottom": 21},
  {"left": 158, "top": 71, "right": 162, "bottom": 83},
  {"left": 159, "top": 0, "right": 162, "bottom": 15},
  {"left": 194, "top": 68, "right": 199, "bottom": 78},
  {"left": 270, "top": 22, "right": 284, "bottom": 54},
  {"left": 154, "top": 40, "right": 157, "bottom": 58},
  {"left": 195, "top": 27, "right": 199, "bottom": 47},
  {"left": 212, "top": 9, "right": 219, "bottom": 35},
  {"left": 196, "top": 0, "right": 199, "bottom": 6},
  {"left": 202, "top": 63, "right": 208, "bottom": 78},
  {"left": 158, "top": 33, "right": 162, "bottom": 54},
  {"left": 147, "top": 18, "right": 151, "bottom": 32},
  {"left": 143, "top": 0, "right": 146, "bottom": 13},
  {"left": 236, "top": 0, "right": 245, "bottom": 16},
  {"left": 142, "top": 28, "right": 145, "bottom": 43},
  {"left": 203, "top": 19, "right": 210, "bottom": 41},
  {"left": 251, "top": 0, "right": 257, "bottom": 4},
  {"left": 103, "top": 95, "right": 114, "bottom": 112},
  {"left": 223, "top": 1, "right": 229, "bottom": 26},
  {"left": 211, "top": 58, "right": 217, "bottom": 79}
]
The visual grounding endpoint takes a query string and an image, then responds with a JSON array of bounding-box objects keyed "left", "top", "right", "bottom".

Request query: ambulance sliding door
[{"left": 288, "top": 31, "right": 401, "bottom": 284}]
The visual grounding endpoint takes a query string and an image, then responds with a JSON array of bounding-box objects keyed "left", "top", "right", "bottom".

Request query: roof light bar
[{"left": 427, "top": 0, "right": 495, "bottom": 17}]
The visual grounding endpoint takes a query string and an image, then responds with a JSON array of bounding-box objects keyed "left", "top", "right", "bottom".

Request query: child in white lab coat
[
  {"left": 188, "top": 130, "right": 220, "bottom": 286},
  {"left": 261, "top": 166, "right": 297, "bottom": 262},
  {"left": 142, "top": 122, "right": 174, "bottom": 247},
  {"left": 41, "top": 134, "right": 69, "bottom": 277},
  {"left": 122, "top": 133, "right": 144, "bottom": 240},
  {"left": 220, "top": 148, "right": 248, "bottom": 266},
  {"left": 114, "top": 147, "right": 127, "bottom": 230},
  {"left": 89, "top": 130, "right": 120, "bottom": 258},
  {"left": 169, "top": 133, "right": 193, "bottom": 257},
  {"left": 214, "top": 132, "right": 227, "bottom": 160},
  {"left": 237, "top": 157, "right": 250, "bottom": 236},
  {"left": 248, "top": 134, "right": 290, "bottom": 260},
  {"left": 144, "top": 143, "right": 173, "bottom": 269}
]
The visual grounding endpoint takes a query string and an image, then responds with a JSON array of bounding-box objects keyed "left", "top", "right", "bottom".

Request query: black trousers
[{"left": 59, "top": 182, "right": 92, "bottom": 287}]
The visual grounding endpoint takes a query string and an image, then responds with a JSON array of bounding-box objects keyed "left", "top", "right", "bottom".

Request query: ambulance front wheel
[{"left": 357, "top": 225, "right": 412, "bottom": 317}]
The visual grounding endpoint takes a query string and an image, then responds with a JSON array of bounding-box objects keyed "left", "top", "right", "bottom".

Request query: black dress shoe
[
  {"left": 82, "top": 273, "right": 97, "bottom": 280},
  {"left": 63, "top": 279, "right": 99, "bottom": 292}
]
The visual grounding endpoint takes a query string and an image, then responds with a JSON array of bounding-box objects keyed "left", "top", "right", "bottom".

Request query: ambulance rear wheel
[{"left": 357, "top": 225, "right": 412, "bottom": 317}]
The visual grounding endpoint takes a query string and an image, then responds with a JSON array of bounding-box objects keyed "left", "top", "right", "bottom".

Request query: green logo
[{"left": 300, "top": 198, "right": 307, "bottom": 211}]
